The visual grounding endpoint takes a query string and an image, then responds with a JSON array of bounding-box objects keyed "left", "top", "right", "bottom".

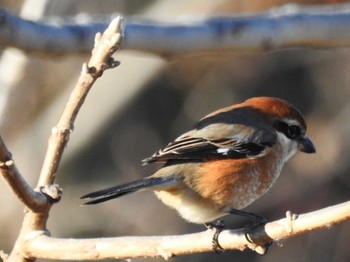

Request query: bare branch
[
  {"left": 0, "top": 9, "right": 105, "bottom": 55},
  {"left": 0, "top": 134, "right": 47, "bottom": 212},
  {"left": 2, "top": 4, "right": 350, "bottom": 56},
  {"left": 123, "top": 4, "right": 350, "bottom": 55},
  {"left": 37, "top": 17, "right": 122, "bottom": 187},
  {"left": 2, "top": 5, "right": 349, "bottom": 261},
  {"left": 22, "top": 200, "right": 350, "bottom": 260},
  {"left": 4, "top": 17, "right": 124, "bottom": 262}
]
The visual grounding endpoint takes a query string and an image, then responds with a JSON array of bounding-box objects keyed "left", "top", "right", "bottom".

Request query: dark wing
[{"left": 142, "top": 136, "right": 272, "bottom": 165}]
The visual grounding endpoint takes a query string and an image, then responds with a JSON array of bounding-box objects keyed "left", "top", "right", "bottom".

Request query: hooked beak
[{"left": 298, "top": 137, "right": 316, "bottom": 154}]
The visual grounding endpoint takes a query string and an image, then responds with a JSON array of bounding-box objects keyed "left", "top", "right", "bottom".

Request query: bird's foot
[
  {"left": 243, "top": 217, "right": 273, "bottom": 255},
  {"left": 228, "top": 209, "right": 273, "bottom": 255},
  {"left": 205, "top": 220, "right": 225, "bottom": 253}
]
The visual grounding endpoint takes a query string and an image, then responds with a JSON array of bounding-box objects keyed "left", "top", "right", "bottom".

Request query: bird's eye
[
  {"left": 274, "top": 121, "right": 302, "bottom": 140},
  {"left": 287, "top": 125, "right": 301, "bottom": 139}
]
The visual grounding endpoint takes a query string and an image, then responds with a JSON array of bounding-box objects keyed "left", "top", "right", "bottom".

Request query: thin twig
[
  {"left": 0, "top": 134, "right": 47, "bottom": 212},
  {"left": 37, "top": 17, "right": 122, "bottom": 187},
  {"left": 22, "top": 200, "right": 350, "bottom": 260}
]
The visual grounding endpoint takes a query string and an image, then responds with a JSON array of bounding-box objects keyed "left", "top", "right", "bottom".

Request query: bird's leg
[
  {"left": 228, "top": 208, "right": 267, "bottom": 223},
  {"left": 229, "top": 209, "right": 273, "bottom": 254},
  {"left": 205, "top": 220, "right": 225, "bottom": 252},
  {"left": 228, "top": 208, "right": 267, "bottom": 235}
]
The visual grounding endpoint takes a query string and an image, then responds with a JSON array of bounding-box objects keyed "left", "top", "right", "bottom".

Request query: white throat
[{"left": 276, "top": 132, "right": 299, "bottom": 162}]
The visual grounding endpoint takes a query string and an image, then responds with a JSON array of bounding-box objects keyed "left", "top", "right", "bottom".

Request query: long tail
[{"left": 81, "top": 176, "right": 177, "bottom": 205}]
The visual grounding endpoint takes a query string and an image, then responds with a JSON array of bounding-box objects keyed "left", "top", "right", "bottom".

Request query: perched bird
[{"left": 81, "top": 97, "right": 315, "bottom": 226}]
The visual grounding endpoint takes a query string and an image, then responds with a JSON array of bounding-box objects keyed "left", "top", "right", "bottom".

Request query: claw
[
  {"left": 244, "top": 219, "right": 273, "bottom": 255},
  {"left": 205, "top": 220, "right": 225, "bottom": 253}
]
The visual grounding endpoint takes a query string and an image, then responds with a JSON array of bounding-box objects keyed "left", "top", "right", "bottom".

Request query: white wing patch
[{"left": 216, "top": 147, "right": 230, "bottom": 155}]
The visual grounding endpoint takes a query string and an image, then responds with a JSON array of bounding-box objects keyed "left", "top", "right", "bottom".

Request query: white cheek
[{"left": 277, "top": 133, "right": 298, "bottom": 161}]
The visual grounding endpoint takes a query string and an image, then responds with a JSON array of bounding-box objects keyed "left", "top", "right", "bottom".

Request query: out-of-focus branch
[
  {"left": 2, "top": 4, "right": 350, "bottom": 56},
  {"left": 22, "top": 200, "right": 350, "bottom": 260},
  {"left": 0, "top": 9, "right": 105, "bottom": 55}
]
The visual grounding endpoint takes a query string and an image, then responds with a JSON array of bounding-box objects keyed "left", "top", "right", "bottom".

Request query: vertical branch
[
  {"left": 2, "top": 17, "right": 123, "bottom": 262},
  {"left": 37, "top": 17, "right": 123, "bottom": 187}
]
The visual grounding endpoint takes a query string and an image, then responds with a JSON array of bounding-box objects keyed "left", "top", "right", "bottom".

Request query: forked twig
[{"left": 1, "top": 17, "right": 123, "bottom": 262}]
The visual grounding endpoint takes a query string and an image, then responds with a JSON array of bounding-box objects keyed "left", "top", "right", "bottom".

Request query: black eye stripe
[{"left": 274, "top": 121, "right": 302, "bottom": 139}]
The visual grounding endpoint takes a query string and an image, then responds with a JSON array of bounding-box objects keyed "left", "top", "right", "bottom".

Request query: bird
[{"left": 81, "top": 97, "right": 315, "bottom": 227}]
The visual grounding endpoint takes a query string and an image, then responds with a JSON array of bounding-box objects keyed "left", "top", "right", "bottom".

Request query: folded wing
[{"left": 142, "top": 136, "right": 273, "bottom": 165}]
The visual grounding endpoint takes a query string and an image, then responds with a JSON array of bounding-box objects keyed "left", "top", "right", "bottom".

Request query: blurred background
[{"left": 0, "top": 0, "right": 349, "bottom": 261}]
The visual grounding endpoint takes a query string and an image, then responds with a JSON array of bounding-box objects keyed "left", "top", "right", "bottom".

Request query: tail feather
[{"left": 81, "top": 176, "right": 177, "bottom": 205}]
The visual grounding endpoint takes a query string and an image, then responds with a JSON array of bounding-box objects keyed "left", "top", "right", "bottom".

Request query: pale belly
[{"left": 154, "top": 190, "right": 226, "bottom": 224}]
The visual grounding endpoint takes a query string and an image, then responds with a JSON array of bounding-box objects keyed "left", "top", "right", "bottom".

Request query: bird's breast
[
  {"left": 190, "top": 148, "right": 284, "bottom": 210},
  {"left": 151, "top": 146, "right": 285, "bottom": 223}
]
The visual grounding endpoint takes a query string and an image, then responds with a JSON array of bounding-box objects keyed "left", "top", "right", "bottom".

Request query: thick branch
[
  {"left": 2, "top": 4, "right": 350, "bottom": 56},
  {"left": 23, "top": 200, "right": 350, "bottom": 260},
  {"left": 123, "top": 5, "right": 350, "bottom": 55}
]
